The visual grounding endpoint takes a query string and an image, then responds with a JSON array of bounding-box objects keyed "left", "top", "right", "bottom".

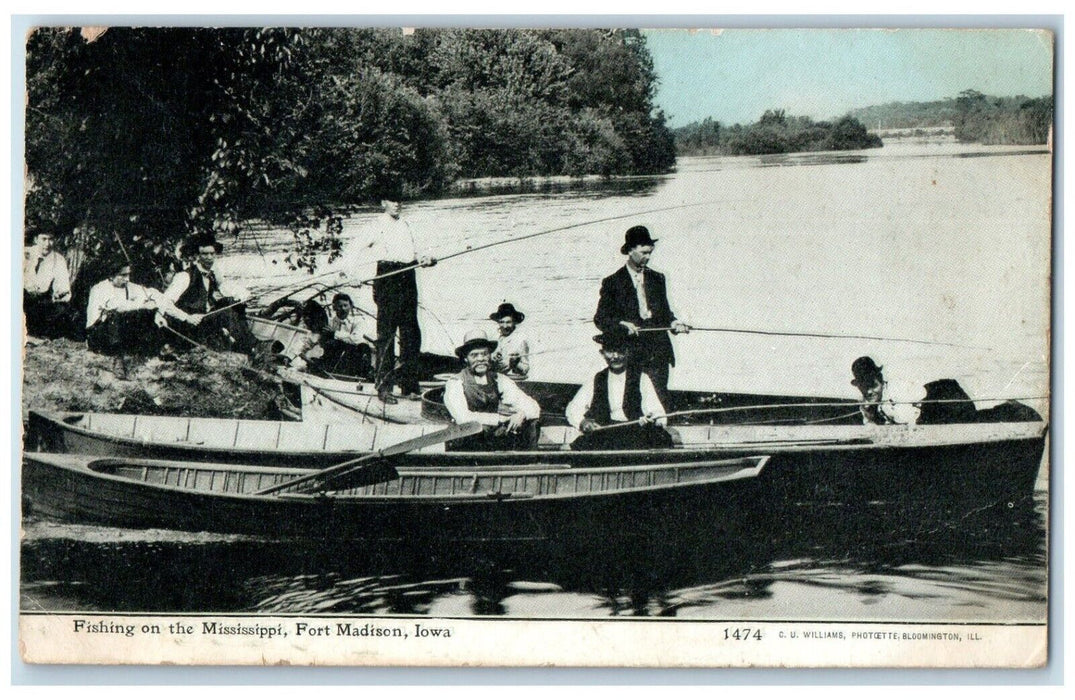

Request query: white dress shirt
[
  {"left": 86, "top": 280, "right": 193, "bottom": 328},
  {"left": 493, "top": 331, "right": 531, "bottom": 378},
  {"left": 163, "top": 264, "right": 219, "bottom": 309},
  {"left": 626, "top": 266, "right": 651, "bottom": 320},
  {"left": 329, "top": 313, "right": 373, "bottom": 346},
  {"left": 565, "top": 369, "right": 666, "bottom": 428},
  {"left": 24, "top": 248, "right": 71, "bottom": 300},
  {"left": 444, "top": 373, "right": 541, "bottom": 427}
]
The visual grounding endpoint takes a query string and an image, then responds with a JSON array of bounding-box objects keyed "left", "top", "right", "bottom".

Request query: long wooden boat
[
  {"left": 27, "top": 408, "right": 1046, "bottom": 507},
  {"left": 21, "top": 452, "right": 769, "bottom": 541}
]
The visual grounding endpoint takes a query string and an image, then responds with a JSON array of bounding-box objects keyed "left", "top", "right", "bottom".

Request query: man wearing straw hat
[
  {"left": 443, "top": 329, "right": 541, "bottom": 451},
  {"left": 565, "top": 329, "right": 673, "bottom": 451},
  {"left": 594, "top": 225, "right": 689, "bottom": 403}
]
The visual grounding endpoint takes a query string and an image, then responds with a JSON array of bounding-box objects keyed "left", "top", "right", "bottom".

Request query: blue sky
[{"left": 643, "top": 28, "right": 1055, "bottom": 127}]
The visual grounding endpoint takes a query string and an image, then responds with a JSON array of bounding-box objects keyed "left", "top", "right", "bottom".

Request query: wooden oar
[{"left": 255, "top": 421, "right": 482, "bottom": 495}]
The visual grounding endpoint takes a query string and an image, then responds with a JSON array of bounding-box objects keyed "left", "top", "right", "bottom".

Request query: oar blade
[{"left": 315, "top": 461, "right": 400, "bottom": 492}]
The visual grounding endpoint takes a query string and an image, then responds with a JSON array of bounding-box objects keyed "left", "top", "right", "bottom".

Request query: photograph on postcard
[{"left": 17, "top": 25, "right": 1052, "bottom": 667}]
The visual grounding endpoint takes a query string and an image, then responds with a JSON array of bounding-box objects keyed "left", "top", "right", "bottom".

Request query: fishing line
[{"left": 636, "top": 325, "right": 989, "bottom": 351}]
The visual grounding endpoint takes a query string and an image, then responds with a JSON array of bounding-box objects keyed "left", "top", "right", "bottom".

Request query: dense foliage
[
  {"left": 847, "top": 91, "right": 1053, "bottom": 144},
  {"left": 674, "top": 110, "right": 882, "bottom": 157},
  {"left": 24, "top": 27, "right": 675, "bottom": 290}
]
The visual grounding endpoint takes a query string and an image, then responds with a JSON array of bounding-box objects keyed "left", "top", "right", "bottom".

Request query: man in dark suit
[{"left": 594, "top": 225, "right": 689, "bottom": 402}]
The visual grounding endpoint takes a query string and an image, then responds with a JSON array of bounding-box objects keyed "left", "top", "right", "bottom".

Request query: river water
[{"left": 20, "top": 141, "right": 1051, "bottom": 621}]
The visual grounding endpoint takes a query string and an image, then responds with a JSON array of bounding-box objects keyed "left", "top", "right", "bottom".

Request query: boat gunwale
[{"left": 24, "top": 452, "right": 770, "bottom": 503}]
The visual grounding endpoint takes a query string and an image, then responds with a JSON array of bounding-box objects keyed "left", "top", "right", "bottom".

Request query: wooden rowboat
[
  {"left": 27, "top": 408, "right": 1046, "bottom": 507},
  {"left": 21, "top": 452, "right": 769, "bottom": 541}
]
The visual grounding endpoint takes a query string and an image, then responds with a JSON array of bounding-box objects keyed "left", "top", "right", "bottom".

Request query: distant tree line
[
  {"left": 847, "top": 90, "right": 1053, "bottom": 144},
  {"left": 674, "top": 110, "right": 882, "bottom": 157},
  {"left": 24, "top": 27, "right": 675, "bottom": 288}
]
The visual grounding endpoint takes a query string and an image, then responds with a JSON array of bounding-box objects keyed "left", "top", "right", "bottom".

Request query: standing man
[
  {"left": 352, "top": 196, "right": 435, "bottom": 404},
  {"left": 164, "top": 233, "right": 256, "bottom": 353},
  {"left": 594, "top": 225, "right": 689, "bottom": 403},
  {"left": 23, "top": 231, "right": 72, "bottom": 338}
]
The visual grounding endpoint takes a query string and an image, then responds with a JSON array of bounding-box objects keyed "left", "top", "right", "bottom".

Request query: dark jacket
[
  {"left": 175, "top": 265, "right": 220, "bottom": 315},
  {"left": 594, "top": 265, "right": 677, "bottom": 366}
]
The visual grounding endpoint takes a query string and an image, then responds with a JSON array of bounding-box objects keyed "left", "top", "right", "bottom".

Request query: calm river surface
[{"left": 21, "top": 141, "right": 1051, "bottom": 621}]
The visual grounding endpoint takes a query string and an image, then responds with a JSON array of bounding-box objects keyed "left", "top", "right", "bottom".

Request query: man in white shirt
[
  {"left": 86, "top": 263, "right": 197, "bottom": 356},
  {"left": 319, "top": 293, "right": 374, "bottom": 377},
  {"left": 443, "top": 329, "right": 541, "bottom": 451},
  {"left": 23, "top": 232, "right": 73, "bottom": 338},
  {"left": 489, "top": 302, "right": 531, "bottom": 380},
  {"left": 565, "top": 330, "right": 674, "bottom": 451},
  {"left": 350, "top": 197, "right": 435, "bottom": 404}
]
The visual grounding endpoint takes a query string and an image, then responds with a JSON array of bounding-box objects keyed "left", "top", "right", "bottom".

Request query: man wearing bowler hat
[
  {"left": 443, "top": 329, "right": 541, "bottom": 451},
  {"left": 594, "top": 225, "right": 689, "bottom": 403},
  {"left": 489, "top": 301, "right": 531, "bottom": 380},
  {"left": 850, "top": 356, "right": 898, "bottom": 425}
]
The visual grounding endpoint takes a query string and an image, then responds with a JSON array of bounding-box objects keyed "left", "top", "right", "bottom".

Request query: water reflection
[{"left": 21, "top": 492, "right": 1045, "bottom": 620}]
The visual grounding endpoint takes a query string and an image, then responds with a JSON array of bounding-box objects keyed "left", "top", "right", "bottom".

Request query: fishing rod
[
  {"left": 583, "top": 395, "right": 1049, "bottom": 433},
  {"left": 635, "top": 325, "right": 990, "bottom": 351},
  {"left": 313, "top": 198, "right": 731, "bottom": 295}
]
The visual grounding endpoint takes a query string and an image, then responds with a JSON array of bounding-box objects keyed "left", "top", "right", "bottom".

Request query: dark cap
[
  {"left": 850, "top": 356, "right": 884, "bottom": 387},
  {"left": 489, "top": 302, "right": 525, "bottom": 323},
  {"left": 180, "top": 233, "right": 223, "bottom": 258}
]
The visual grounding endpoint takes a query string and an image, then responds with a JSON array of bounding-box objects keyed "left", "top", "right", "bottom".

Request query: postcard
[{"left": 17, "top": 25, "right": 1053, "bottom": 668}]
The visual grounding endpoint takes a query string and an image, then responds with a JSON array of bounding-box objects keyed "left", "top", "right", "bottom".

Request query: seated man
[
  {"left": 443, "top": 329, "right": 541, "bottom": 451},
  {"left": 23, "top": 231, "right": 72, "bottom": 339},
  {"left": 566, "top": 330, "right": 673, "bottom": 451},
  {"left": 319, "top": 293, "right": 374, "bottom": 377},
  {"left": 850, "top": 356, "right": 899, "bottom": 425},
  {"left": 86, "top": 262, "right": 200, "bottom": 356},
  {"left": 915, "top": 379, "right": 978, "bottom": 424},
  {"left": 489, "top": 302, "right": 530, "bottom": 379},
  {"left": 164, "top": 233, "right": 257, "bottom": 353}
]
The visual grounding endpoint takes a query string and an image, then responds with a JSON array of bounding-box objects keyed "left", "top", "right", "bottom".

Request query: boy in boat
[
  {"left": 85, "top": 262, "right": 198, "bottom": 357},
  {"left": 850, "top": 356, "right": 899, "bottom": 425},
  {"left": 594, "top": 225, "right": 689, "bottom": 404},
  {"left": 566, "top": 329, "right": 674, "bottom": 451},
  {"left": 489, "top": 302, "right": 531, "bottom": 380},
  {"left": 23, "top": 231, "right": 73, "bottom": 339},
  {"left": 164, "top": 233, "right": 257, "bottom": 353},
  {"left": 319, "top": 293, "right": 374, "bottom": 377},
  {"left": 444, "top": 329, "right": 541, "bottom": 451}
]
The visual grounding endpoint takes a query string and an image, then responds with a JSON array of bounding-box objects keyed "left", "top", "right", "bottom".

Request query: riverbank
[{"left": 20, "top": 338, "right": 285, "bottom": 420}]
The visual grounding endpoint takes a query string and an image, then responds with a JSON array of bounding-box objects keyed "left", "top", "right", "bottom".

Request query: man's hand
[
  {"left": 579, "top": 419, "right": 600, "bottom": 434},
  {"left": 419, "top": 256, "right": 437, "bottom": 268},
  {"left": 671, "top": 321, "right": 690, "bottom": 335},
  {"left": 504, "top": 412, "right": 526, "bottom": 433},
  {"left": 620, "top": 321, "right": 640, "bottom": 336},
  {"left": 187, "top": 313, "right": 204, "bottom": 327}
]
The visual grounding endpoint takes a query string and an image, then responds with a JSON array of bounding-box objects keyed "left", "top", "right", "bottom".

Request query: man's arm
[
  {"left": 640, "top": 373, "right": 668, "bottom": 426},
  {"left": 163, "top": 271, "right": 191, "bottom": 303},
  {"left": 145, "top": 288, "right": 195, "bottom": 324},
  {"left": 443, "top": 379, "right": 503, "bottom": 427},
  {"left": 495, "top": 375, "right": 541, "bottom": 420},
  {"left": 593, "top": 275, "right": 619, "bottom": 334},
  {"left": 564, "top": 381, "right": 594, "bottom": 430},
  {"left": 51, "top": 254, "right": 71, "bottom": 301}
]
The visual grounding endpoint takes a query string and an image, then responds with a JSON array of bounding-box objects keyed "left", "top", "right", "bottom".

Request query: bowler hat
[
  {"left": 620, "top": 225, "right": 658, "bottom": 254},
  {"left": 455, "top": 329, "right": 499, "bottom": 359},
  {"left": 489, "top": 302, "right": 525, "bottom": 324},
  {"left": 180, "top": 233, "right": 223, "bottom": 258},
  {"left": 850, "top": 356, "right": 884, "bottom": 387}
]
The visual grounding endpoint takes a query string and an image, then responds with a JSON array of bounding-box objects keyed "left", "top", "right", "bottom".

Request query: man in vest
[
  {"left": 23, "top": 231, "right": 73, "bottom": 339},
  {"left": 594, "top": 225, "right": 689, "bottom": 405},
  {"left": 566, "top": 330, "right": 674, "bottom": 451},
  {"left": 443, "top": 329, "right": 541, "bottom": 451},
  {"left": 164, "top": 233, "right": 256, "bottom": 353}
]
